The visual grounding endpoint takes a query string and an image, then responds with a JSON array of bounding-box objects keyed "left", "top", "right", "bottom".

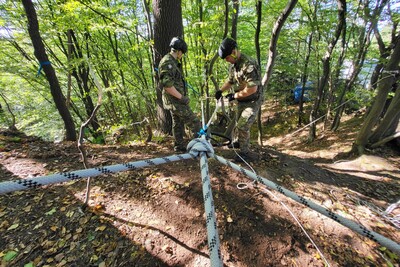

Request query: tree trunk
[
  {"left": 331, "top": 0, "right": 388, "bottom": 131},
  {"left": 22, "top": 0, "right": 76, "bottom": 141},
  {"left": 261, "top": 0, "right": 298, "bottom": 89},
  {"left": 369, "top": 76, "right": 400, "bottom": 144},
  {"left": 255, "top": 0, "right": 262, "bottom": 145},
  {"left": 231, "top": 0, "right": 239, "bottom": 40},
  {"left": 298, "top": 33, "right": 313, "bottom": 126},
  {"left": 152, "top": 0, "right": 183, "bottom": 135},
  {"left": 352, "top": 35, "right": 400, "bottom": 154},
  {"left": 308, "top": 0, "right": 346, "bottom": 142}
]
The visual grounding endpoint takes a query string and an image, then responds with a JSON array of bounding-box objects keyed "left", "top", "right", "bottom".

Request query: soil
[{"left": 1, "top": 104, "right": 400, "bottom": 267}]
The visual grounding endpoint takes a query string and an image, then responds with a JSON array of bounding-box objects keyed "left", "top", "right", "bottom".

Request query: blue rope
[
  {"left": 186, "top": 82, "right": 201, "bottom": 96},
  {"left": 198, "top": 125, "right": 208, "bottom": 137},
  {"left": 36, "top": 61, "right": 51, "bottom": 77}
]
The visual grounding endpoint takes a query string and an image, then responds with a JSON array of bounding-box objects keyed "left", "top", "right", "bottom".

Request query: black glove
[
  {"left": 226, "top": 93, "right": 235, "bottom": 102},
  {"left": 215, "top": 90, "right": 223, "bottom": 100},
  {"left": 179, "top": 95, "right": 190, "bottom": 105}
]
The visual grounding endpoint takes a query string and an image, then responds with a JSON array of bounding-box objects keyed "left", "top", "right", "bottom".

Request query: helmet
[
  {"left": 169, "top": 37, "right": 188, "bottom": 54},
  {"left": 218, "top": 38, "right": 237, "bottom": 59}
]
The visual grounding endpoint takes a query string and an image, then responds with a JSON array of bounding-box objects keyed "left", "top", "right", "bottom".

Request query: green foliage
[{"left": 0, "top": 0, "right": 396, "bottom": 142}]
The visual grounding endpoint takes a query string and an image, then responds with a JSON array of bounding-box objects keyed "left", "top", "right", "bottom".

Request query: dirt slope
[{"left": 0, "top": 112, "right": 399, "bottom": 266}]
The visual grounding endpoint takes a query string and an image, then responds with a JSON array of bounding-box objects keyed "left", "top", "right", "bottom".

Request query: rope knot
[{"left": 187, "top": 138, "right": 214, "bottom": 158}]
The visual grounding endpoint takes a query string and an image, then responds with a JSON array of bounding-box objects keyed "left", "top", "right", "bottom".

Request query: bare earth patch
[{"left": 0, "top": 111, "right": 399, "bottom": 267}]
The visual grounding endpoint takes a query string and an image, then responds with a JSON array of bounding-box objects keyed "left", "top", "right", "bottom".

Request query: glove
[
  {"left": 215, "top": 90, "right": 223, "bottom": 100},
  {"left": 179, "top": 95, "right": 190, "bottom": 105},
  {"left": 226, "top": 93, "right": 235, "bottom": 102}
]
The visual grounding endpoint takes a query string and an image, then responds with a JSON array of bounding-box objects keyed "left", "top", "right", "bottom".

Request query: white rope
[{"left": 262, "top": 187, "right": 331, "bottom": 267}]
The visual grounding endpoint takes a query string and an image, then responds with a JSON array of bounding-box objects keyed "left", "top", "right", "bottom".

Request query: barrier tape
[{"left": 212, "top": 154, "right": 400, "bottom": 256}]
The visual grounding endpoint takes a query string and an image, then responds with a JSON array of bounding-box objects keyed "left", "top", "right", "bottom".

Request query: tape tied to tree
[{"left": 36, "top": 61, "right": 51, "bottom": 77}]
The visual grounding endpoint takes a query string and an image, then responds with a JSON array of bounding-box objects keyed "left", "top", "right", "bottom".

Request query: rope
[
  {"left": 199, "top": 151, "right": 223, "bottom": 266},
  {"left": 0, "top": 153, "right": 196, "bottom": 195},
  {"left": 346, "top": 195, "right": 400, "bottom": 230},
  {"left": 212, "top": 154, "right": 400, "bottom": 256},
  {"left": 286, "top": 97, "right": 354, "bottom": 138},
  {"left": 1, "top": 131, "right": 399, "bottom": 262},
  {"left": 235, "top": 164, "right": 330, "bottom": 265},
  {"left": 188, "top": 138, "right": 223, "bottom": 266},
  {"left": 262, "top": 187, "right": 331, "bottom": 267},
  {"left": 186, "top": 82, "right": 201, "bottom": 96}
]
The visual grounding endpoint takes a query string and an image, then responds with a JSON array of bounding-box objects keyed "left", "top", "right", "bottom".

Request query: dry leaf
[
  {"left": 94, "top": 204, "right": 105, "bottom": 211},
  {"left": 24, "top": 206, "right": 32, "bottom": 212},
  {"left": 7, "top": 223, "right": 19, "bottom": 230},
  {"left": 95, "top": 225, "right": 107, "bottom": 232}
]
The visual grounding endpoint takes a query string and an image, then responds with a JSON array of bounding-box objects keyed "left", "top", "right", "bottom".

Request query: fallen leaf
[
  {"left": 95, "top": 225, "right": 107, "bottom": 232},
  {"left": 94, "top": 204, "right": 105, "bottom": 211},
  {"left": 33, "top": 222, "right": 44, "bottom": 230},
  {"left": 90, "top": 254, "right": 99, "bottom": 262},
  {"left": 4, "top": 250, "right": 18, "bottom": 261},
  {"left": 24, "top": 206, "right": 32, "bottom": 212},
  {"left": 45, "top": 208, "right": 57, "bottom": 215},
  {"left": 7, "top": 223, "right": 19, "bottom": 230}
]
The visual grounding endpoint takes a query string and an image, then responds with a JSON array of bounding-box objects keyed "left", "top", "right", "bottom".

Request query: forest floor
[{"left": 0, "top": 101, "right": 400, "bottom": 267}]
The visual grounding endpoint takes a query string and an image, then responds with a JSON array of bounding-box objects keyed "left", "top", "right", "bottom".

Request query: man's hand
[
  {"left": 179, "top": 95, "right": 190, "bottom": 105},
  {"left": 226, "top": 93, "right": 235, "bottom": 102},
  {"left": 215, "top": 90, "right": 223, "bottom": 100}
]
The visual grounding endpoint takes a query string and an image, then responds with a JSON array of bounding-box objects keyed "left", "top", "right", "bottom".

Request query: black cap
[
  {"left": 218, "top": 38, "right": 237, "bottom": 59},
  {"left": 169, "top": 37, "right": 188, "bottom": 54}
]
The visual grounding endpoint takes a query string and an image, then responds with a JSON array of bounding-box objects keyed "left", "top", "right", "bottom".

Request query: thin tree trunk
[
  {"left": 261, "top": 0, "right": 298, "bottom": 88},
  {"left": 255, "top": 0, "right": 262, "bottom": 145},
  {"left": 231, "top": 0, "right": 239, "bottom": 40},
  {"left": 308, "top": 0, "right": 346, "bottom": 142},
  {"left": 22, "top": 0, "right": 76, "bottom": 141},
  {"left": 0, "top": 93, "right": 17, "bottom": 131},
  {"left": 298, "top": 33, "right": 313, "bottom": 126},
  {"left": 331, "top": 0, "right": 388, "bottom": 131}
]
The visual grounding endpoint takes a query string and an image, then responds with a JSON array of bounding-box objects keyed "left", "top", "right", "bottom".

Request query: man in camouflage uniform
[
  {"left": 159, "top": 37, "right": 201, "bottom": 152},
  {"left": 215, "top": 37, "right": 263, "bottom": 162}
]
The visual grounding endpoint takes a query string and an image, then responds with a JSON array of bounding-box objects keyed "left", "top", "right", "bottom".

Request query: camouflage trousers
[
  {"left": 170, "top": 105, "right": 201, "bottom": 148},
  {"left": 234, "top": 97, "right": 263, "bottom": 153}
]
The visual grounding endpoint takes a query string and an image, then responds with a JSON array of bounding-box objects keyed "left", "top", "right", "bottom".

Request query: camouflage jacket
[
  {"left": 158, "top": 53, "right": 187, "bottom": 110},
  {"left": 226, "top": 53, "right": 262, "bottom": 102}
]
